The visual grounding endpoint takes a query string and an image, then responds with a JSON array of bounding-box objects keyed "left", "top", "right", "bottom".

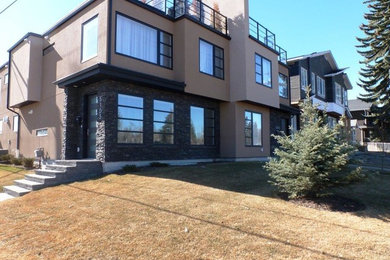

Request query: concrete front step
[
  {"left": 35, "top": 169, "right": 66, "bottom": 177},
  {"left": 45, "top": 164, "right": 75, "bottom": 172},
  {"left": 3, "top": 185, "right": 31, "bottom": 197},
  {"left": 14, "top": 179, "right": 46, "bottom": 191},
  {"left": 0, "top": 193, "right": 14, "bottom": 202},
  {"left": 25, "top": 174, "right": 57, "bottom": 184}
]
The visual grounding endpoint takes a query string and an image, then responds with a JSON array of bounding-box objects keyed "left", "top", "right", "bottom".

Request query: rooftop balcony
[
  {"left": 249, "top": 17, "right": 287, "bottom": 64},
  {"left": 137, "top": 0, "right": 228, "bottom": 35}
]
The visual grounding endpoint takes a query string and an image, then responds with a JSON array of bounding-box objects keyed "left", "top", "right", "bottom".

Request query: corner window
[
  {"left": 245, "top": 111, "right": 262, "bottom": 146},
  {"left": 278, "top": 73, "right": 288, "bottom": 98},
  {"left": 13, "top": 115, "right": 18, "bottom": 132},
  {"left": 117, "top": 94, "right": 143, "bottom": 144},
  {"left": 4, "top": 74, "right": 8, "bottom": 85},
  {"left": 199, "top": 39, "right": 224, "bottom": 79},
  {"left": 300, "top": 67, "right": 308, "bottom": 90},
  {"left": 36, "top": 128, "right": 48, "bottom": 137},
  {"left": 311, "top": 72, "right": 316, "bottom": 94},
  {"left": 81, "top": 16, "right": 98, "bottom": 62},
  {"left": 116, "top": 14, "right": 173, "bottom": 69},
  {"left": 153, "top": 100, "right": 174, "bottom": 144},
  {"left": 335, "top": 83, "right": 343, "bottom": 105},
  {"left": 317, "top": 76, "right": 325, "bottom": 98},
  {"left": 190, "top": 106, "right": 215, "bottom": 146},
  {"left": 255, "top": 54, "right": 272, "bottom": 87}
]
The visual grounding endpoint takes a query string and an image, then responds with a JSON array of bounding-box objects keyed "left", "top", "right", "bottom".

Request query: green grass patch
[{"left": 0, "top": 164, "right": 24, "bottom": 173}]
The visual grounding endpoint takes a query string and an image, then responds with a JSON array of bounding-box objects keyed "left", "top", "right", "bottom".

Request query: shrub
[
  {"left": 0, "top": 154, "right": 15, "bottom": 164},
  {"left": 150, "top": 162, "right": 169, "bottom": 167},
  {"left": 23, "top": 158, "right": 35, "bottom": 169},
  {"left": 11, "top": 157, "right": 23, "bottom": 166},
  {"left": 266, "top": 88, "right": 357, "bottom": 199},
  {"left": 122, "top": 164, "right": 138, "bottom": 172}
]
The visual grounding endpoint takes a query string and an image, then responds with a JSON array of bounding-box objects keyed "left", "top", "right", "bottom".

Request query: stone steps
[{"left": 2, "top": 160, "right": 103, "bottom": 200}]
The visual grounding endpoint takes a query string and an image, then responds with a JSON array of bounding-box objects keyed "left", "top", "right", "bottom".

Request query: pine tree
[
  {"left": 265, "top": 89, "right": 358, "bottom": 199},
  {"left": 357, "top": 0, "right": 390, "bottom": 122}
]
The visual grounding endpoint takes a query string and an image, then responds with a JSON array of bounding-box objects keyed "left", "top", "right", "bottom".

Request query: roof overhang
[
  {"left": 54, "top": 63, "right": 186, "bottom": 92},
  {"left": 279, "top": 104, "right": 300, "bottom": 115}
]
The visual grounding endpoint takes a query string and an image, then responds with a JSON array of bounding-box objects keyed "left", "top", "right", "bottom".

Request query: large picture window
[
  {"left": 245, "top": 111, "right": 262, "bottom": 146},
  {"left": 154, "top": 100, "right": 174, "bottom": 144},
  {"left": 191, "top": 106, "right": 215, "bottom": 146},
  {"left": 82, "top": 16, "right": 98, "bottom": 62},
  {"left": 199, "top": 39, "right": 224, "bottom": 79},
  {"left": 116, "top": 14, "right": 172, "bottom": 68},
  {"left": 255, "top": 54, "right": 271, "bottom": 87},
  {"left": 278, "top": 73, "right": 288, "bottom": 98},
  {"left": 117, "top": 94, "right": 144, "bottom": 144}
]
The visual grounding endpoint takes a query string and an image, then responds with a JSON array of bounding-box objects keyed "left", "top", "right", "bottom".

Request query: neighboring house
[
  {"left": 287, "top": 51, "right": 353, "bottom": 129},
  {"left": 2, "top": 0, "right": 298, "bottom": 171},
  {"left": 349, "top": 99, "right": 390, "bottom": 145}
]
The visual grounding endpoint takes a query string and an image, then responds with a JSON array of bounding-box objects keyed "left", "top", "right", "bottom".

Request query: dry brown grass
[
  {"left": 0, "top": 162, "right": 389, "bottom": 259},
  {"left": 0, "top": 165, "right": 28, "bottom": 188}
]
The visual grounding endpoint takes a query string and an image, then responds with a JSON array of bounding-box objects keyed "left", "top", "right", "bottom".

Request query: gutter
[{"left": 6, "top": 52, "right": 21, "bottom": 152}]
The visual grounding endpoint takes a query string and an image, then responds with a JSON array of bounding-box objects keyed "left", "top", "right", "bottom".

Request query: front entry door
[{"left": 86, "top": 94, "right": 98, "bottom": 158}]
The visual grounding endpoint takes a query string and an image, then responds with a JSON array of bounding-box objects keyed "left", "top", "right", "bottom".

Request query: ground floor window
[
  {"left": 117, "top": 94, "right": 144, "bottom": 144},
  {"left": 245, "top": 111, "right": 262, "bottom": 146},
  {"left": 190, "top": 106, "right": 215, "bottom": 146},
  {"left": 153, "top": 100, "right": 174, "bottom": 144}
]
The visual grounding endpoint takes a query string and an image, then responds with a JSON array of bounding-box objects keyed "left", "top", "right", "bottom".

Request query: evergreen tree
[
  {"left": 265, "top": 89, "right": 358, "bottom": 199},
  {"left": 357, "top": 0, "right": 390, "bottom": 122}
]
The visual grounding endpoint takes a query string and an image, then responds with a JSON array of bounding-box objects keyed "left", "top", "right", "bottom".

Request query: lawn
[
  {"left": 0, "top": 162, "right": 389, "bottom": 259},
  {"left": 0, "top": 165, "right": 28, "bottom": 188}
]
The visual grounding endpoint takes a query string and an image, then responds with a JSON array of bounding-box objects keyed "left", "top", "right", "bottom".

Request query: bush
[
  {"left": 122, "top": 164, "right": 138, "bottom": 172},
  {"left": 150, "top": 162, "right": 169, "bottom": 167},
  {"left": 11, "top": 157, "right": 23, "bottom": 166},
  {"left": 23, "top": 158, "right": 35, "bottom": 169},
  {"left": 0, "top": 154, "right": 15, "bottom": 164},
  {"left": 265, "top": 88, "right": 357, "bottom": 199}
]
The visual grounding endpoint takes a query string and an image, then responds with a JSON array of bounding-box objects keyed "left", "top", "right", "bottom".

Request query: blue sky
[{"left": 0, "top": 0, "right": 367, "bottom": 99}]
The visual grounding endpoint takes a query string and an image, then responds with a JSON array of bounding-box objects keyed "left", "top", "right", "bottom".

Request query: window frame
[
  {"left": 117, "top": 94, "right": 144, "bottom": 144},
  {"left": 199, "top": 38, "right": 224, "bottom": 80},
  {"left": 4, "top": 74, "right": 8, "bottom": 85},
  {"left": 278, "top": 73, "right": 288, "bottom": 98},
  {"left": 13, "top": 115, "right": 18, "bottom": 132},
  {"left": 81, "top": 15, "right": 99, "bottom": 63},
  {"left": 36, "top": 128, "right": 48, "bottom": 137},
  {"left": 317, "top": 76, "right": 326, "bottom": 98},
  {"left": 190, "top": 105, "right": 216, "bottom": 146},
  {"left": 153, "top": 99, "right": 175, "bottom": 145},
  {"left": 300, "top": 67, "right": 308, "bottom": 90},
  {"left": 311, "top": 72, "right": 316, "bottom": 94},
  {"left": 245, "top": 110, "right": 263, "bottom": 147},
  {"left": 255, "top": 53, "right": 272, "bottom": 88},
  {"left": 335, "top": 82, "right": 343, "bottom": 105},
  {"left": 115, "top": 12, "right": 173, "bottom": 69}
]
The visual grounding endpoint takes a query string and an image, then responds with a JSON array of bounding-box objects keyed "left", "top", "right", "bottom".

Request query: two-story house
[
  {"left": 288, "top": 51, "right": 352, "bottom": 129},
  {"left": 2, "top": 0, "right": 297, "bottom": 171}
]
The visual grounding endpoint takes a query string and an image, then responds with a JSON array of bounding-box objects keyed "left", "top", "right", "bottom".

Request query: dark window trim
[
  {"left": 278, "top": 73, "right": 288, "bottom": 99},
  {"left": 244, "top": 110, "right": 263, "bottom": 147},
  {"left": 255, "top": 53, "right": 272, "bottom": 88},
  {"left": 81, "top": 14, "right": 99, "bottom": 63},
  {"left": 190, "top": 105, "right": 216, "bottom": 147},
  {"left": 153, "top": 99, "right": 175, "bottom": 145},
  {"left": 199, "top": 38, "right": 225, "bottom": 80},
  {"left": 117, "top": 93, "right": 144, "bottom": 144},
  {"left": 114, "top": 12, "right": 173, "bottom": 70}
]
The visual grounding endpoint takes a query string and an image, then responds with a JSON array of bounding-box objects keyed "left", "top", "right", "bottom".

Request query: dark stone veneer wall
[{"left": 63, "top": 80, "right": 220, "bottom": 162}]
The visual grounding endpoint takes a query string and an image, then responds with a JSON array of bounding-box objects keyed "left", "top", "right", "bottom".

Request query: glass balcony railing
[
  {"left": 137, "top": 0, "right": 228, "bottom": 36},
  {"left": 249, "top": 17, "right": 287, "bottom": 65}
]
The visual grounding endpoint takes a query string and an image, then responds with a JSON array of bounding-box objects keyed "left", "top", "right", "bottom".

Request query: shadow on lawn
[{"left": 124, "top": 162, "right": 390, "bottom": 222}]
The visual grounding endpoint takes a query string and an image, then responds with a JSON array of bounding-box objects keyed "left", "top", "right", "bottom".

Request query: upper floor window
[
  {"left": 245, "top": 111, "right": 262, "bottom": 146},
  {"left": 317, "top": 76, "right": 325, "bottom": 98},
  {"left": 153, "top": 100, "right": 174, "bottom": 144},
  {"left": 311, "top": 72, "right": 316, "bottom": 94},
  {"left": 190, "top": 106, "right": 215, "bottom": 146},
  {"left": 82, "top": 16, "right": 98, "bottom": 62},
  {"left": 300, "top": 67, "right": 308, "bottom": 90},
  {"left": 117, "top": 94, "right": 144, "bottom": 144},
  {"left": 278, "top": 73, "right": 288, "bottom": 98},
  {"left": 199, "top": 39, "right": 224, "bottom": 79},
  {"left": 255, "top": 54, "right": 271, "bottom": 87},
  {"left": 344, "top": 89, "right": 348, "bottom": 107},
  {"left": 116, "top": 14, "right": 172, "bottom": 69},
  {"left": 4, "top": 74, "right": 8, "bottom": 85},
  {"left": 13, "top": 115, "right": 18, "bottom": 132},
  {"left": 335, "top": 83, "right": 343, "bottom": 105}
]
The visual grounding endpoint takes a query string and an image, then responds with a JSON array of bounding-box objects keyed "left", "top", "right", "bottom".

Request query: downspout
[{"left": 6, "top": 51, "right": 21, "bottom": 154}]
